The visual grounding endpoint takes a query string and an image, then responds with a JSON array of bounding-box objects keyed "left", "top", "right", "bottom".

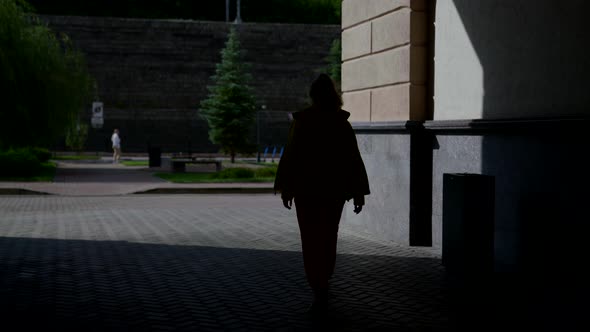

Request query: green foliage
[
  {"left": 0, "top": 148, "right": 41, "bottom": 176},
  {"left": 211, "top": 167, "right": 255, "bottom": 179},
  {"left": 325, "top": 38, "right": 342, "bottom": 89},
  {"left": 121, "top": 160, "right": 149, "bottom": 166},
  {"left": 28, "top": 147, "right": 52, "bottom": 162},
  {"left": 254, "top": 166, "right": 277, "bottom": 178},
  {"left": 204, "top": 166, "right": 276, "bottom": 180},
  {"left": 0, "top": 151, "right": 57, "bottom": 182},
  {"left": 65, "top": 122, "right": 89, "bottom": 152},
  {"left": 154, "top": 165, "right": 276, "bottom": 183},
  {"left": 27, "top": 0, "right": 341, "bottom": 24},
  {"left": 200, "top": 27, "right": 257, "bottom": 163},
  {"left": 0, "top": 0, "right": 94, "bottom": 149},
  {"left": 0, "top": 146, "right": 52, "bottom": 178}
]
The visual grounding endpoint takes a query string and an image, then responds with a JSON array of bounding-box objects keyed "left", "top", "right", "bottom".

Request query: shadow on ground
[
  {"left": 0, "top": 237, "right": 446, "bottom": 331},
  {"left": 1, "top": 237, "right": 587, "bottom": 331}
]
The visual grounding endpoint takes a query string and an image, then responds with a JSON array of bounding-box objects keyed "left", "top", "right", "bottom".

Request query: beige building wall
[{"left": 342, "top": 0, "right": 428, "bottom": 122}]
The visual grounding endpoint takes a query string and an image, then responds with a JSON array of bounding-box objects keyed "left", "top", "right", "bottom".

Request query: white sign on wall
[{"left": 91, "top": 101, "right": 104, "bottom": 128}]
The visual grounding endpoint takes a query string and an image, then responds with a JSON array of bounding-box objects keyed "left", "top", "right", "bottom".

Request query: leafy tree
[
  {"left": 0, "top": 0, "right": 93, "bottom": 149},
  {"left": 199, "top": 27, "right": 257, "bottom": 163},
  {"left": 65, "top": 121, "right": 88, "bottom": 153}
]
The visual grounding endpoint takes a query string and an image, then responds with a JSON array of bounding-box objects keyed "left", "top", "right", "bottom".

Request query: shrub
[
  {"left": 255, "top": 167, "right": 277, "bottom": 178},
  {"left": 211, "top": 167, "right": 255, "bottom": 179},
  {"left": 27, "top": 147, "right": 52, "bottom": 162},
  {"left": 0, "top": 149, "right": 41, "bottom": 177}
]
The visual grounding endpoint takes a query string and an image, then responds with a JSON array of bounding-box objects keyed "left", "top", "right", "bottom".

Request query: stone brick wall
[
  {"left": 341, "top": 0, "right": 427, "bottom": 122},
  {"left": 41, "top": 15, "right": 340, "bottom": 152},
  {"left": 339, "top": 1, "right": 431, "bottom": 246}
]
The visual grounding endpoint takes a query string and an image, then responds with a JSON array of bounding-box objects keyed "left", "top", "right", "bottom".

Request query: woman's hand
[
  {"left": 283, "top": 197, "right": 293, "bottom": 210},
  {"left": 353, "top": 196, "right": 365, "bottom": 214},
  {"left": 282, "top": 193, "right": 294, "bottom": 210}
]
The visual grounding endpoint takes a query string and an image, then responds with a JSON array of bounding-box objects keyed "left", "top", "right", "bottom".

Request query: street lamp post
[
  {"left": 226, "top": 0, "right": 229, "bottom": 22},
  {"left": 234, "top": 0, "right": 242, "bottom": 24},
  {"left": 257, "top": 105, "right": 265, "bottom": 163}
]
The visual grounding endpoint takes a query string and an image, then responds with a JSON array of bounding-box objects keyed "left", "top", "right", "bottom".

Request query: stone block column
[
  {"left": 342, "top": 0, "right": 428, "bottom": 122},
  {"left": 340, "top": 1, "right": 433, "bottom": 247}
]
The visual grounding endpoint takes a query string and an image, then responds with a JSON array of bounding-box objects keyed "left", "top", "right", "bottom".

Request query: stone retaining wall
[{"left": 41, "top": 15, "right": 340, "bottom": 152}]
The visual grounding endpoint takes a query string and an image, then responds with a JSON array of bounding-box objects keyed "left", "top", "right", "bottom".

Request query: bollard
[
  {"left": 148, "top": 147, "right": 161, "bottom": 168},
  {"left": 442, "top": 173, "right": 495, "bottom": 274}
]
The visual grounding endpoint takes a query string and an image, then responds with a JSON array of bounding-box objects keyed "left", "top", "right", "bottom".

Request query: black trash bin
[
  {"left": 148, "top": 147, "right": 161, "bottom": 167},
  {"left": 442, "top": 173, "right": 495, "bottom": 274}
]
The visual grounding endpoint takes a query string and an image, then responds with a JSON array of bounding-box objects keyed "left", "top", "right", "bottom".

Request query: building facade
[{"left": 341, "top": 0, "right": 589, "bottom": 274}]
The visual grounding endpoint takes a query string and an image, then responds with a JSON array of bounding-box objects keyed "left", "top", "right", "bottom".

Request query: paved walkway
[
  {"left": 1, "top": 195, "right": 448, "bottom": 331},
  {"left": 1, "top": 162, "right": 587, "bottom": 330},
  {"left": 0, "top": 161, "right": 273, "bottom": 196}
]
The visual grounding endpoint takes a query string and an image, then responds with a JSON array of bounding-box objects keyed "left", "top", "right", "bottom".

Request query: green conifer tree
[{"left": 200, "top": 27, "right": 257, "bottom": 163}]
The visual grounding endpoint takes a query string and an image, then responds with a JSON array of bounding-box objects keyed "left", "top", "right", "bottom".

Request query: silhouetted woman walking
[{"left": 274, "top": 74, "right": 370, "bottom": 313}]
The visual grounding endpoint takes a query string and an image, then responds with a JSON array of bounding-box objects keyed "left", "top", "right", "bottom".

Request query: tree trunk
[{"left": 231, "top": 152, "right": 236, "bottom": 163}]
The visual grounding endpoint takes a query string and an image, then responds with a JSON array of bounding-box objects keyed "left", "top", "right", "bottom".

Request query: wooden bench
[{"left": 171, "top": 158, "right": 222, "bottom": 173}]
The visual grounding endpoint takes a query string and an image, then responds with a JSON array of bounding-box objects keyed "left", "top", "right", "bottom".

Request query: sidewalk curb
[
  {"left": 133, "top": 187, "right": 275, "bottom": 195},
  {"left": 0, "top": 186, "right": 275, "bottom": 196},
  {"left": 0, "top": 188, "right": 51, "bottom": 195}
]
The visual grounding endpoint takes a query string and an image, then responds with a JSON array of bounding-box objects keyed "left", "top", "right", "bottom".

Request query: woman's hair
[{"left": 309, "top": 74, "right": 342, "bottom": 110}]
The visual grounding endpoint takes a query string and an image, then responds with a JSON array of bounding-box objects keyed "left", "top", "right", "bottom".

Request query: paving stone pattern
[{"left": 0, "top": 195, "right": 448, "bottom": 331}]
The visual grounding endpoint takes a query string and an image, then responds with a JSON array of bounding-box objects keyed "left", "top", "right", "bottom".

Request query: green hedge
[
  {"left": 0, "top": 148, "right": 41, "bottom": 177},
  {"left": 28, "top": 147, "right": 52, "bottom": 162},
  {"left": 254, "top": 166, "right": 276, "bottom": 178}
]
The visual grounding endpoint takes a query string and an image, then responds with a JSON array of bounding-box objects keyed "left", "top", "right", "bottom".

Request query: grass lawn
[
  {"left": 155, "top": 163, "right": 277, "bottom": 183},
  {"left": 121, "top": 160, "right": 149, "bottom": 167},
  {"left": 52, "top": 155, "right": 101, "bottom": 160},
  {"left": 0, "top": 162, "right": 57, "bottom": 182},
  {"left": 155, "top": 172, "right": 275, "bottom": 183},
  {"left": 240, "top": 161, "right": 278, "bottom": 167}
]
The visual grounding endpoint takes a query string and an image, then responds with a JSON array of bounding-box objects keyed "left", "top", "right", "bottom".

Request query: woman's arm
[
  {"left": 345, "top": 121, "right": 370, "bottom": 213},
  {"left": 274, "top": 120, "right": 298, "bottom": 206}
]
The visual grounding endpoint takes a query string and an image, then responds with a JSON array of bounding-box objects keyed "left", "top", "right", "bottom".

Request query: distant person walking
[
  {"left": 274, "top": 74, "right": 370, "bottom": 314},
  {"left": 111, "top": 129, "right": 121, "bottom": 163}
]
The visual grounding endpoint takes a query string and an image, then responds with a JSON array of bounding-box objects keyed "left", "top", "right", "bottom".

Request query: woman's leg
[
  {"left": 295, "top": 197, "right": 345, "bottom": 297},
  {"left": 295, "top": 197, "right": 322, "bottom": 292},
  {"left": 325, "top": 200, "right": 345, "bottom": 280}
]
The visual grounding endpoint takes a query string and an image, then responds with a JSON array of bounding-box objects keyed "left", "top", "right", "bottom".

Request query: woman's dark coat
[{"left": 274, "top": 106, "right": 370, "bottom": 201}]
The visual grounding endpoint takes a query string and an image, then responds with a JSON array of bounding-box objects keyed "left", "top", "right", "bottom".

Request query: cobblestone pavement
[
  {"left": 2, "top": 194, "right": 587, "bottom": 331},
  {"left": 0, "top": 195, "right": 449, "bottom": 331}
]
